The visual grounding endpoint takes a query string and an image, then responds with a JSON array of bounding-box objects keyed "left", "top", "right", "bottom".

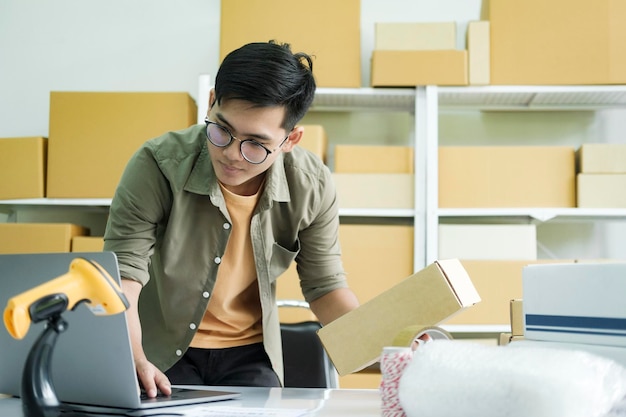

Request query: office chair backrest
[{"left": 278, "top": 300, "right": 339, "bottom": 388}]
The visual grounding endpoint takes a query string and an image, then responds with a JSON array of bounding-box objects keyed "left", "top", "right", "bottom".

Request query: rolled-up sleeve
[{"left": 104, "top": 144, "right": 172, "bottom": 286}]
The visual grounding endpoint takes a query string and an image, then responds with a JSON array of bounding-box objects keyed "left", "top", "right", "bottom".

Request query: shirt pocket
[{"left": 268, "top": 239, "right": 300, "bottom": 282}]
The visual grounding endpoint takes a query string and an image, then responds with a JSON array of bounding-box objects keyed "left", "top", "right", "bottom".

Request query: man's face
[{"left": 206, "top": 94, "right": 293, "bottom": 196}]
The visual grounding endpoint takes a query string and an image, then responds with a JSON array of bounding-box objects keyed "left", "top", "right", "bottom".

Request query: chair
[{"left": 278, "top": 300, "right": 339, "bottom": 388}]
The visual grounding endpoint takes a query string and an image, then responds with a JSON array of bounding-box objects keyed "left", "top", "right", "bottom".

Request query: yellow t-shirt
[{"left": 190, "top": 183, "right": 263, "bottom": 348}]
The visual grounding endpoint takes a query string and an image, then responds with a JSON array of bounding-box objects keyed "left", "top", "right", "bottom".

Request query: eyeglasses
[{"left": 205, "top": 119, "right": 289, "bottom": 164}]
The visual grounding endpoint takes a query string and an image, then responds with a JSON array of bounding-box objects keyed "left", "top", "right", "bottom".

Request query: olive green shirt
[{"left": 103, "top": 124, "right": 347, "bottom": 382}]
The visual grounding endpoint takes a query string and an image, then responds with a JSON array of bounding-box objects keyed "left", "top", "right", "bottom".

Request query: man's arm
[
  {"left": 308, "top": 287, "right": 359, "bottom": 326},
  {"left": 122, "top": 279, "right": 172, "bottom": 398}
]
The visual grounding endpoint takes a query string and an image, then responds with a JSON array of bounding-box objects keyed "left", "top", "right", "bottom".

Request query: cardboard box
[
  {"left": 71, "top": 236, "right": 104, "bottom": 252},
  {"left": 577, "top": 174, "right": 626, "bottom": 208},
  {"left": 523, "top": 262, "right": 626, "bottom": 347},
  {"left": 339, "top": 224, "right": 414, "bottom": 303},
  {"left": 278, "top": 224, "right": 414, "bottom": 313},
  {"left": 447, "top": 260, "right": 575, "bottom": 326},
  {"left": 334, "top": 145, "right": 413, "bottom": 174},
  {"left": 0, "top": 137, "right": 47, "bottom": 200},
  {"left": 333, "top": 173, "right": 414, "bottom": 209},
  {"left": 438, "top": 224, "right": 537, "bottom": 260},
  {"left": 467, "top": 21, "right": 490, "bottom": 85},
  {"left": 510, "top": 299, "right": 524, "bottom": 336},
  {"left": 47, "top": 92, "right": 197, "bottom": 198},
  {"left": 439, "top": 146, "right": 576, "bottom": 208},
  {"left": 0, "top": 223, "right": 88, "bottom": 254},
  {"left": 371, "top": 50, "right": 468, "bottom": 87},
  {"left": 220, "top": 0, "right": 361, "bottom": 88},
  {"left": 374, "top": 22, "right": 456, "bottom": 51},
  {"left": 298, "top": 125, "right": 327, "bottom": 163},
  {"left": 317, "top": 259, "right": 481, "bottom": 375},
  {"left": 577, "top": 144, "right": 626, "bottom": 173},
  {"left": 489, "top": 0, "right": 626, "bottom": 85}
]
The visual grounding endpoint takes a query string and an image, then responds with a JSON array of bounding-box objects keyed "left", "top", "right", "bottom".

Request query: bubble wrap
[{"left": 398, "top": 340, "right": 626, "bottom": 417}]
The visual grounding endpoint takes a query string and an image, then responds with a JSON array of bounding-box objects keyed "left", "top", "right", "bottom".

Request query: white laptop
[{"left": 0, "top": 252, "right": 239, "bottom": 414}]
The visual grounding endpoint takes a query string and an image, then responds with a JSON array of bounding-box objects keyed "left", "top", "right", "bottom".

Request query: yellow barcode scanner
[{"left": 3, "top": 257, "right": 130, "bottom": 340}]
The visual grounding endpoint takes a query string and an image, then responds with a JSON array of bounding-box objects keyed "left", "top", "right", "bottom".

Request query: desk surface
[{"left": 0, "top": 386, "right": 382, "bottom": 416}]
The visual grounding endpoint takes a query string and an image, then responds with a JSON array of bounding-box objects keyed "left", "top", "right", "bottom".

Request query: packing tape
[{"left": 391, "top": 325, "right": 453, "bottom": 347}]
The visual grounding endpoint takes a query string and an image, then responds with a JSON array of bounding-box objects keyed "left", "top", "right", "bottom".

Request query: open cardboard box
[{"left": 317, "top": 259, "right": 481, "bottom": 375}]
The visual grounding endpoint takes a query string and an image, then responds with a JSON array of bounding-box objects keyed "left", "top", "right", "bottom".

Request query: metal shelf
[
  {"left": 312, "top": 87, "right": 415, "bottom": 112},
  {"left": 438, "top": 85, "right": 626, "bottom": 111},
  {"left": 438, "top": 208, "right": 626, "bottom": 223}
]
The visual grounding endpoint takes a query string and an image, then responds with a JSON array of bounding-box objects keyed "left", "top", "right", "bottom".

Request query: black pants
[{"left": 165, "top": 343, "right": 281, "bottom": 387}]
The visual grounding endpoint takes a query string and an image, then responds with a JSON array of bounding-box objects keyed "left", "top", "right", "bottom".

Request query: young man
[{"left": 103, "top": 41, "right": 359, "bottom": 397}]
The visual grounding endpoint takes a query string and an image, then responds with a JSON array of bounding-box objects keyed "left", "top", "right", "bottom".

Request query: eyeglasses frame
[{"left": 204, "top": 118, "right": 290, "bottom": 165}]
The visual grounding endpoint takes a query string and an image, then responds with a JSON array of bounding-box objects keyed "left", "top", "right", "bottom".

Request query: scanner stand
[{"left": 21, "top": 312, "right": 67, "bottom": 417}]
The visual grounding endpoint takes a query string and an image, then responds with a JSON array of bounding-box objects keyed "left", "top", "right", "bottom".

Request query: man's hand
[
  {"left": 121, "top": 279, "right": 172, "bottom": 398},
  {"left": 136, "top": 357, "right": 172, "bottom": 398}
]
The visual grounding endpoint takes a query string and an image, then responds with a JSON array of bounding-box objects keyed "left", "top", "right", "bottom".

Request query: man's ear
[
  {"left": 207, "top": 88, "right": 216, "bottom": 112},
  {"left": 281, "top": 126, "right": 305, "bottom": 153}
]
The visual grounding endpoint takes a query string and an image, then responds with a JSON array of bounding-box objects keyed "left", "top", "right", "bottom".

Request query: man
[{"left": 103, "top": 40, "right": 359, "bottom": 397}]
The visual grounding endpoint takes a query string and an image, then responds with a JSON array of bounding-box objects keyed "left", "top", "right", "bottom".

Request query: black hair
[{"left": 214, "top": 40, "right": 316, "bottom": 131}]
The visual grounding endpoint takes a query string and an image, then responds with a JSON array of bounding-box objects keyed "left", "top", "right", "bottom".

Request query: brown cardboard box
[
  {"left": 71, "top": 236, "right": 104, "bottom": 252},
  {"left": 317, "top": 259, "right": 480, "bottom": 375},
  {"left": 47, "top": 92, "right": 197, "bottom": 198},
  {"left": 371, "top": 50, "right": 468, "bottom": 87},
  {"left": 577, "top": 174, "right": 626, "bottom": 208},
  {"left": 374, "top": 22, "right": 456, "bottom": 51},
  {"left": 467, "top": 21, "right": 490, "bottom": 85},
  {"left": 277, "top": 224, "right": 414, "bottom": 312},
  {"left": 438, "top": 225, "right": 537, "bottom": 260},
  {"left": 577, "top": 144, "right": 626, "bottom": 173},
  {"left": 0, "top": 137, "right": 47, "bottom": 200},
  {"left": 489, "top": 0, "right": 626, "bottom": 85},
  {"left": 334, "top": 145, "right": 414, "bottom": 174},
  {"left": 220, "top": 0, "right": 361, "bottom": 88},
  {"left": 0, "top": 223, "right": 88, "bottom": 254},
  {"left": 439, "top": 146, "right": 576, "bottom": 208},
  {"left": 510, "top": 299, "right": 524, "bottom": 336},
  {"left": 298, "top": 125, "right": 327, "bottom": 163},
  {"left": 339, "top": 224, "right": 414, "bottom": 303},
  {"left": 446, "top": 260, "right": 575, "bottom": 326},
  {"left": 333, "top": 174, "right": 414, "bottom": 209}
]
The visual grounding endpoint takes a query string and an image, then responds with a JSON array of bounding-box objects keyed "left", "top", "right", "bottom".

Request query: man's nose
[{"left": 223, "top": 139, "right": 243, "bottom": 161}]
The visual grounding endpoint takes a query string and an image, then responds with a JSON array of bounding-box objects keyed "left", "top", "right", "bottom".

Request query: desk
[{"left": 0, "top": 387, "right": 382, "bottom": 416}]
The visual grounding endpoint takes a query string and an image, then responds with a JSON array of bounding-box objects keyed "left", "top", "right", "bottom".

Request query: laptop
[{"left": 0, "top": 252, "right": 239, "bottom": 414}]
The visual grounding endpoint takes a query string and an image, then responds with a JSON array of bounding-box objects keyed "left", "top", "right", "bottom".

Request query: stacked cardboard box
[
  {"left": 0, "top": 137, "right": 47, "bottom": 200},
  {"left": 371, "top": 22, "right": 468, "bottom": 86},
  {"left": 0, "top": 223, "right": 88, "bottom": 254},
  {"left": 220, "top": 0, "right": 361, "bottom": 88},
  {"left": 333, "top": 145, "right": 414, "bottom": 209},
  {"left": 47, "top": 92, "right": 197, "bottom": 198},
  {"left": 439, "top": 146, "right": 576, "bottom": 208},
  {"left": 298, "top": 125, "right": 328, "bottom": 164},
  {"left": 438, "top": 224, "right": 537, "bottom": 260},
  {"left": 577, "top": 144, "right": 626, "bottom": 208},
  {"left": 489, "top": 0, "right": 626, "bottom": 85}
]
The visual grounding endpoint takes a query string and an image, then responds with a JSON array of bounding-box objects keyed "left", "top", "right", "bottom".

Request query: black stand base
[{"left": 21, "top": 314, "right": 67, "bottom": 417}]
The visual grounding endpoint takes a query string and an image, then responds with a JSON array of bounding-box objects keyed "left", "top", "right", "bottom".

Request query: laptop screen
[{"left": 0, "top": 252, "right": 141, "bottom": 407}]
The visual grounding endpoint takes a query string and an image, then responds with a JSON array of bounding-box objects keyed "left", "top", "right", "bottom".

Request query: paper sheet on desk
[{"left": 181, "top": 406, "right": 309, "bottom": 417}]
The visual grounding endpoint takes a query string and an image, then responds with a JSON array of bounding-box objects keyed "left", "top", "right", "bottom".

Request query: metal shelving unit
[{"left": 423, "top": 84, "right": 626, "bottom": 265}]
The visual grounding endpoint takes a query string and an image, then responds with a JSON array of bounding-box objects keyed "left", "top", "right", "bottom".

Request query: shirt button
[
  {"left": 202, "top": 291, "right": 210, "bottom": 298},
  {"left": 189, "top": 323, "right": 196, "bottom": 330},
  {"left": 175, "top": 349, "right": 182, "bottom": 357},
  {"left": 214, "top": 257, "right": 221, "bottom": 264},
  {"left": 223, "top": 223, "right": 230, "bottom": 230}
]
